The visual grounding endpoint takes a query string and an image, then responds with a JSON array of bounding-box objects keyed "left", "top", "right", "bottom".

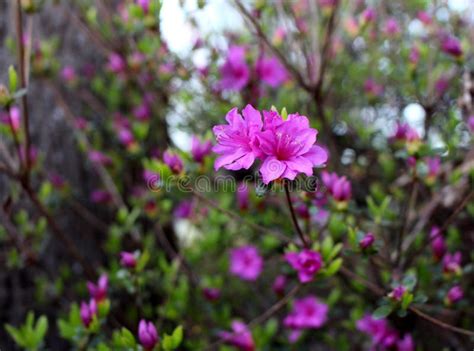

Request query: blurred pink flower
[
  {"left": 443, "top": 251, "right": 462, "bottom": 274},
  {"left": 417, "top": 11, "right": 432, "bottom": 25},
  {"left": 136, "top": 0, "right": 150, "bottom": 13},
  {"left": 446, "top": 285, "right": 463, "bottom": 304},
  {"left": 384, "top": 18, "right": 401, "bottom": 36},
  {"left": 202, "top": 287, "right": 221, "bottom": 302},
  {"left": 133, "top": 102, "right": 151, "bottom": 121},
  {"left": 441, "top": 35, "right": 463, "bottom": 58},
  {"left": 397, "top": 334, "right": 415, "bottom": 351},
  {"left": 430, "top": 226, "right": 446, "bottom": 261},
  {"left": 80, "top": 299, "right": 97, "bottom": 328},
  {"left": 107, "top": 53, "right": 126, "bottom": 73},
  {"left": 284, "top": 296, "right": 328, "bottom": 330},
  {"left": 468, "top": 116, "right": 474, "bottom": 132},
  {"left": 120, "top": 251, "right": 137, "bottom": 269},
  {"left": 285, "top": 249, "right": 322, "bottom": 283},
  {"left": 360, "top": 232, "right": 375, "bottom": 250},
  {"left": 409, "top": 46, "right": 420, "bottom": 65},
  {"left": 163, "top": 150, "right": 184, "bottom": 174},
  {"left": 364, "top": 78, "right": 384, "bottom": 98},
  {"left": 1, "top": 106, "right": 21, "bottom": 132},
  {"left": 272, "top": 275, "right": 287, "bottom": 296},
  {"left": 356, "top": 315, "right": 398, "bottom": 349},
  {"left": 173, "top": 200, "right": 194, "bottom": 219},
  {"left": 90, "top": 189, "right": 112, "bottom": 204},
  {"left": 87, "top": 274, "right": 108, "bottom": 302},
  {"left": 229, "top": 245, "right": 263, "bottom": 281},
  {"left": 191, "top": 136, "right": 212, "bottom": 163},
  {"left": 219, "top": 45, "right": 250, "bottom": 91},
  {"left": 138, "top": 320, "right": 159, "bottom": 350},
  {"left": 361, "top": 7, "right": 376, "bottom": 24},
  {"left": 237, "top": 182, "right": 250, "bottom": 211},
  {"left": 322, "top": 171, "right": 352, "bottom": 203},
  {"left": 88, "top": 150, "right": 112, "bottom": 166},
  {"left": 256, "top": 56, "right": 288, "bottom": 88},
  {"left": 61, "top": 65, "right": 76, "bottom": 83},
  {"left": 218, "top": 321, "right": 255, "bottom": 351},
  {"left": 388, "top": 285, "right": 406, "bottom": 301}
]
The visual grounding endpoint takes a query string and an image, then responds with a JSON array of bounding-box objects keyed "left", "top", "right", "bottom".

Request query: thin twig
[{"left": 284, "top": 182, "right": 309, "bottom": 247}]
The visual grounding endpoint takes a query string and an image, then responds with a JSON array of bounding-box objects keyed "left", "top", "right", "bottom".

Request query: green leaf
[
  {"left": 163, "top": 325, "right": 184, "bottom": 350},
  {"left": 8, "top": 65, "right": 18, "bottom": 92},
  {"left": 35, "top": 316, "right": 48, "bottom": 342},
  {"left": 372, "top": 305, "right": 393, "bottom": 319},
  {"left": 325, "top": 258, "right": 343, "bottom": 276}
]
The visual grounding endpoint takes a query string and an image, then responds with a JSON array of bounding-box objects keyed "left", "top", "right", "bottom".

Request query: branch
[
  {"left": 284, "top": 182, "right": 309, "bottom": 248},
  {"left": 233, "top": 0, "right": 313, "bottom": 92}
]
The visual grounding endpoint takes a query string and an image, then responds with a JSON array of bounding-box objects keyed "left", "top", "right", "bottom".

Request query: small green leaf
[
  {"left": 325, "top": 258, "right": 343, "bottom": 276},
  {"left": 372, "top": 305, "right": 393, "bottom": 319},
  {"left": 8, "top": 65, "right": 18, "bottom": 92}
]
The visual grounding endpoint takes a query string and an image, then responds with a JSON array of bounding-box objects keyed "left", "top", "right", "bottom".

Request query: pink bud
[
  {"left": 359, "top": 233, "right": 375, "bottom": 250},
  {"left": 120, "top": 251, "right": 137, "bottom": 269},
  {"left": 138, "top": 320, "right": 159, "bottom": 350}
]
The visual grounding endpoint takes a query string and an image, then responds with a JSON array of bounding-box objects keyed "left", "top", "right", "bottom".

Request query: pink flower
[
  {"left": 136, "top": 0, "right": 150, "bottom": 13},
  {"left": 468, "top": 116, "right": 474, "bottom": 132},
  {"left": 1, "top": 106, "right": 21, "bottom": 132},
  {"left": 75, "top": 117, "right": 88, "bottom": 130},
  {"left": 388, "top": 285, "right": 406, "bottom": 301},
  {"left": 229, "top": 245, "right": 263, "bottom": 281},
  {"left": 90, "top": 189, "right": 112, "bottom": 204},
  {"left": 430, "top": 226, "right": 446, "bottom": 261},
  {"left": 397, "top": 334, "right": 415, "bottom": 351},
  {"left": 322, "top": 171, "right": 352, "bottom": 203},
  {"left": 49, "top": 173, "right": 66, "bottom": 189},
  {"left": 417, "top": 11, "right": 432, "bottom": 25},
  {"left": 138, "top": 320, "right": 159, "bottom": 350},
  {"left": 87, "top": 274, "right": 108, "bottom": 302},
  {"left": 443, "top": 251, "right": 462, "bottom": 274},
  {"left": 107, "top": 53, "right": 126, "bottom": 73},
  {"left": 441, "top": 35, "right": 463, "bottom": 58},
  {"left": 426, "top": 156, "right": 441, "bottom": 179},
  {"left": 202, "top": 287, "right": 221, "bottom": 302},
  {"left": 272, "top": 27, "right": 286, "bottom": 45},
  {"left": 213, "top": 105, "right": 263, "bottom": 171},
  {"left": 257, "top": 111, "right": 327, "bottom": 184},
  {"left": 163, "top": 150, "right": 184, "bottom": 174},
  {"left": 446, "top": 285, "right": 463, "bottom": 304},
  {"left": 219, "top": 321, "right": 255, "bottom": 351},
  {"left": 61, "top": 65, "right": 76, "bottom": 83},
  {"left": 219, "top": 45, "right": 250, "bottom": 91},
  {"left": 360, "top": 232, "right": 375, "bottom": 250},
  {"left": 80, "top": 299, "right": 97, "bottom": 328},
  {"left": 361, "top": 7, "right": 376, "bottom": 23},
  {"left": 384, "top": 18, "right": 400, "bottom": 36},
  {"left": 191, "top": 136, "right": 212, "bottom": 163},
  {"left": 237, "top": 182, "right": 250, "bottom": 211},
  {"left": 173, "top": 200, "right": 193, "bottom": 219},
  {"left": 356, "top": 315, "right": 398, "bottom": 349},
  {"left": 120, "top": 251, "right": 137, "bottom": 269},
  {"left": 88, "top": 150, "right": 112, "bottom": 166},
  {"left": 133, "top": 102, "right": 151, "bottom": 121},
  {"left": 117, "top": 128, "right": 135, "bottom": 148},
  {"left": 364, "top": 78, "right": 384, "bottom": 98},
  {"left": 435, "top": 76, "right": 449, "bottom": 96},
  {"left": 272, "top": 275, "right": 287, "bottom": 296},
  {"left": 255, "top": 56, "right": 288, "bottom": 88},
  {"left": 409, "top": 46, "right": 420, "bottom": 65},
  {"left": 285, "top": 249, "right": 322, "bottom": 283},
  {"left": 284, "top": 296, "right": 328, "bottom": 330}
]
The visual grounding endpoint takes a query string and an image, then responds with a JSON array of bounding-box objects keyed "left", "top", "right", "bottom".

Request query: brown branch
[
  {"left": 284, "top": 182, "right": 309, "bottom": 247},
  {"left": 15, "top": 0, "right": 31, "bottom": 179},
  {"left": 409, "top": 306, "right": 474, "bottom": 337},
  {"left": 233, "top": 0, "right": 313, "bottom": 92}
]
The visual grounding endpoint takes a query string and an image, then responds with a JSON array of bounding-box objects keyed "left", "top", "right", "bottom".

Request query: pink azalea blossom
[
  {"left": 284, "top": 296, "right": 328, "bottom": 330},
  {"left": 384, "top": 18, "right": 401, "bottom": 36},
  {"left": 441, "top": 35, "right": 463, "bottom": 58},
  {"left": 138, "top": 320, "right": 159, "bottom": 350},
  {"left": 430, "top": 226, "right": 446, "bottom": 261},
  {"left": 417, "top": 11, "right": 432, "bottom": 25},
  {"left": 202, "top": 287, "right": 221, "bottom": 302},
  {"left": 388, "top": 285, "right": 406, "bottom": 301},
  {"left": 136, "top": 0, "right": 150, "bottom": 13},
  {"left": 229, "top": 245, "right": 263, "bottom": 281},
  {"left": 49, "top": 173, "right": 66, "bottom": 189},
  {"left": 163, "top": 150, "right": 184, "bottom": 174},
  {"left": 409, "top": 46, "right": 420, "bottom": 65},
  {"left": 446, "top": 285, "right": 463, "bottom": 304},
  {"left": 357, "top": 315, "right": 398, "bottom": 349},
  {"left": 1, "top": 106, "right": 21, "bottom": 132},
  {"left": 87, "top": 274, "right": 108, "bottom": 302},
  {"left": 80, "top": 299, "right": 97, "bottom": 328},
  {"left": 90, "top": 189, "right": 112, "bottom": 204},
  {"left": 219, "top": 45, "right": 250, "bottom": 91},
  {"left": 88, "top": 150, "right": 112, "bottom": 166},
  {"left": 255, "top": 56, "right": 288, "bottom": 88},
  {"left": 322, "top": 171, "right": 352, "bottom": 203},
  {"left": 173, "top": 200, "right": 194, "bottom": 219},
  {"left": 397, "top": 334, "right": 415, "bottom": 351},
  {"left": 360, "top": 232, "right": 375, "bottom": 250},
  {"left": 257, "top": 111, "right": 327, "bottom": 184},
  {"left": 285, "top": 249, "right": 322, "bottom": 283},
  {"left": 237, "top": 182, "right": 250, "bottom": 211},
  {"left": 364, "top": 78, "right": 384, "bottom": 97},
  {"left": 443, "top": 251, "right": 462, "bottom": 274},
  {"left": 468, "top": 116, "right": 474, "bottom": 132},
  {"left": 272, "top": 275, "right": 287, "bottom": 296},
  {"left": 361, "top": 7, "right": 376, "bottom": 24},
  {"left": 117, "top": 128, "right": 135, "bottom": 148},
  {"left": 191, "top": 136, "right": 212, "bottom": 163},
  {"left": 120, "top": 251, "right": 137, "bottom": 268},
  {"left": 426, "top": 156, "right": 441, "bottom": 179},
  {"left": 107, "top": 53, "right": 126, "bottom": 73},
  {"left": 218, "top": 321, "right": 255, "bottom": 351},
  {"left": 61, "top": 65, "right": 76, "bottom": 83},
  {"left": 133, "top": 102, "right": 151, "bottom": 121},
  {"left": 435, "top": 76, "right": 449, "bottom": 96},
  {"left": 213, "top": 105, "right": 263, "bottom": 171}
]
